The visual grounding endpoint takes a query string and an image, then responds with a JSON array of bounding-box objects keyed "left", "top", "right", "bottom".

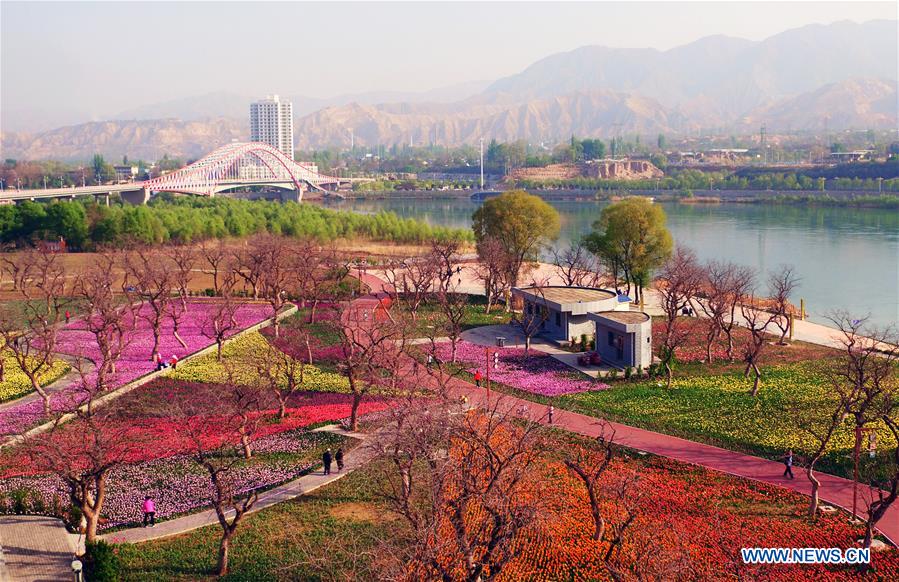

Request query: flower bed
[
  {"left": 0, "top": 300, "right": 271, "bottom": 436},
  {"left": 432, "top": 340, "right": 607, "bottom": 397},
  {"left": 0, "top": 351, "right": 70, "bottom": 403},
  {"left": 0, "top": 429, "right": 343, "bottom": 531},
  {"left": 169, "top": 332, "right": 350, "bottom": 393}
]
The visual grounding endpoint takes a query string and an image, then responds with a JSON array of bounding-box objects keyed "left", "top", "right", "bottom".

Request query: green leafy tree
[
  {"left": 45, "top": 202, "right": 88, "bottom": 248},
  {"left": 584, "top": 197, "right": 672, "bottom": 303},
  {"left": 472, "top": 190, "right": 560, "bottom": 294}
]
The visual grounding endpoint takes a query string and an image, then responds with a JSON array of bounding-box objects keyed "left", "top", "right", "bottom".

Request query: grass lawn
[
  {"left": 116, "top": 461, "right": 393, "bottom": 581},
  {"left": 558, "top": 361, "right": 895, "bottom": 479}
]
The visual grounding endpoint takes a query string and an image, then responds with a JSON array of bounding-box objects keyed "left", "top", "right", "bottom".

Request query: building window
[
  {"left": 608, "top": 331, "right": 614, "bottom": 345},
  {"left": 555, "top": 312, "right": 561, "bottom": 326}
]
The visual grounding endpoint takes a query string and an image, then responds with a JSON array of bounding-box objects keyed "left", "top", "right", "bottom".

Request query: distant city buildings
[{"left": 250, "top": 95, "right": 294, "bottom": 160}]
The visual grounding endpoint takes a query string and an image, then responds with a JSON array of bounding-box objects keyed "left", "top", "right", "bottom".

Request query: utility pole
[
  {"left": 760, "top": 124, "right": 768, "bottom": 165},
  {"left": 479, "top": 138, "right": 485, "bottom": 189}
]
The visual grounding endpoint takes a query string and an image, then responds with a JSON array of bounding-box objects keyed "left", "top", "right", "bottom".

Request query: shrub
[
  {"left": 83, "top": 540, "right": 121, "bottom": 582},
  {"left": 624, "top": 366, "right": 632, "bottom": 380}
]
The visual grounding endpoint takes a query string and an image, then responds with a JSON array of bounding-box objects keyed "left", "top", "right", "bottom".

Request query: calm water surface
[{"left": 322, "top": 195, "right": 899, "bottom": 328}]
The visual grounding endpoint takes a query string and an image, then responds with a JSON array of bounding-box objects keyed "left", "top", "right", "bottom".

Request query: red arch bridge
[{"left": 0, "top": 142, "right": 350, "bottom": 206}]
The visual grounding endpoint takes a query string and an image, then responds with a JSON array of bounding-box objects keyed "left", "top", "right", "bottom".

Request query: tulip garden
[
  {"left": 113, "top": 427, "right": 899, "bottom": 581},
  {"left": 0, "top": 350, "right": 70, "bottom": 402},
  {"left": 432, "top": 339, "right": 609, "bottom": 396}
]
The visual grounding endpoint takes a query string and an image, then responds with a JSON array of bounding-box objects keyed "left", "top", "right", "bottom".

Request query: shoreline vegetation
[{"left": 0, "top": 196, "right": 473, "bottom": 250}]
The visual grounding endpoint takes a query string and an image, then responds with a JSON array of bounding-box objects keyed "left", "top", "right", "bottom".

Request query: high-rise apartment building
[{"left": 249, "top": 95, "right": 294, "bottom": 160}]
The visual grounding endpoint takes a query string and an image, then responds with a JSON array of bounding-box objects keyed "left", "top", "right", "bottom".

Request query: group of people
[
  {"left": 322, "top": 447, "right": 345, "bottom": 475},
  {"left": 153, "top": 353, "right": 179, "bottom": 371}
]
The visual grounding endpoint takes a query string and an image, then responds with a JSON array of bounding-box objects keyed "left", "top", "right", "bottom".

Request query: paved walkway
[
  {"left": 0, "top": 516, "right": 77, "bottom": 581},
  {"left": 100, "top": 426, "right": 370, "bottom": 544}
]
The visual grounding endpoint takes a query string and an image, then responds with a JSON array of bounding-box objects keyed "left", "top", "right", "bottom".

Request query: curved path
[
  {"left": 99, "top": 425, "right": 374, "bottom": 543},
  {"left": 354, "top": 270, "right": 899, "bottom": 545},
  {"left": 100, "top": 426, "right": 368, "bottom": 544}
]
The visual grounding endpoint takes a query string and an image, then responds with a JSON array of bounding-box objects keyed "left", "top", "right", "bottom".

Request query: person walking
[
  {"left": 64, "top": 310, "right": 71, "bottom": 324},
  {"left": 335, "top": 447, "right": 344, "bottom": 472},
  {"left": 548, "top": 405, "right": 554, "bottom": 425},
  {"left": 783, "top": 449, "right": 794, "bottom": 479},
  {"left": 323, "top": 448, "right": 333, "bottom": 475},
  {"left": 152, "top": 353, "right": 162, "bottom": 370},
  {"left": 426, "top": 354, "right": 433, "bottom": 368},
  {"left": 474, "top": 370, "right": 482, "bottom": 387},
  {"left": 142, "top": 495, "right": 156, "bottom": 528},
  {"left": 169, "top": 354, "right": 179, "bottom": 370}
]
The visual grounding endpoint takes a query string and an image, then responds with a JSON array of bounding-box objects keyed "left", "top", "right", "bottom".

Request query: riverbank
[{"left": 340, "top": 187, "right": 899, "bottom": 208}]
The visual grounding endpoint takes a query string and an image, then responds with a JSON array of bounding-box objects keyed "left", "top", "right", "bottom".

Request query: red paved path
[{"left": 351, "top": 270, "right": 898, "bottom": 545}]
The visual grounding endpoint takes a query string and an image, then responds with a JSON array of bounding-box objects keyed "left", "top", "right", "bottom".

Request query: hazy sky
[{"left": 1, "top": 1, "right": 896, "bottom": 129}]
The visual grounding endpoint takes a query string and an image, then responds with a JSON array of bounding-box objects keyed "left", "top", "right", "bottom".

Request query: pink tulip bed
[
  {"left": 431, "top": 340, "right": 608, "bottom": 397},
  {"left": 0, "top": 300, "right": 272, "bottom": 436}
]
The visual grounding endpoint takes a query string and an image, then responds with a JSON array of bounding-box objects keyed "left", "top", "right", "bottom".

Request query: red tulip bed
[
  {"left": 0, "top": 379, "right": 394, "bottom": 532},
  {"left": 467, "top": 454, "right": 899, "bottom": 581},
  {"left": 0, "top": 300, "right": 272, "bottom": 436}
]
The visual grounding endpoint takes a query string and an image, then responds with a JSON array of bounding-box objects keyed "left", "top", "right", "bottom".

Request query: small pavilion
[{"left": 511, "top": 285, "right": 652, "bottom": 369}]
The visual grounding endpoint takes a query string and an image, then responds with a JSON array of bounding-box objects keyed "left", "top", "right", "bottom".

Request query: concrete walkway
[
  {"left": 0, "top": 516, "right": 77, "bottom": 581},
  {"left": 100, "top": 426, "right": 370, "bottom": 544}
]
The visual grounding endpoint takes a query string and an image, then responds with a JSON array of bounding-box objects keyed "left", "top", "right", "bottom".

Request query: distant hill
[
  {"left": 2, "top": 20, "right": 896, "bottom": 159},
  {"left": 1, "top": 118, "right": 246, "bottom": 161},
  {"left": 739, "top": 78, "right": 897, "bottom": 131},
  {"left": 293, "top": 90, "right": 686, "bottom": 148}
]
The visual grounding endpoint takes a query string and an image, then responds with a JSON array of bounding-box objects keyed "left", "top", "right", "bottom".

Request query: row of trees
[{"left": 0, "top": 196, "right": 472, "bottom": 250}]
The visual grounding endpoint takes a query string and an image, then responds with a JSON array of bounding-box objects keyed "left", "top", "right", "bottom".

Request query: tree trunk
[
  {"left": 309, "top": 300, "right": 318, "bottom": 323},
  {"left": 806, "top": 466, "right": 820, "bottom": 518},
  {"left": 725, "top": 332, "right": 735, "bottom": 362},
  {"left": 350, "top": 391, "right": 362, "bottom": 431},
  {"left": 241, "top": 433, "right": 252, "bottom": 459},
  {"left": 665, "top": 361, "right": 673, "bottom": 389},
  {"left": 749, "top": 364, "right": 761, "bottom": 397},
  {"left": 32, "top": 378, "right": 50, "bottom": 415},
  {"left": 277, "top": 396, "right": 287, "bottom": 419},
  {"left": 173, "top": 328, "right": 187, "bottom": 349},
  {"left": 524, "top": 336, "right": 531, "bottom": 356},
  {"left": 217, "top": 340, "right": 224, "bottom": 362},
  {"left": 217, "top": 532, "right": 232, "bottom": 576}
]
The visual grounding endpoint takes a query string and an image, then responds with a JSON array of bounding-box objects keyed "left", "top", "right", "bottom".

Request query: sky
[{"left": 1, "top": 1, "right": 896, "bottom": 131}]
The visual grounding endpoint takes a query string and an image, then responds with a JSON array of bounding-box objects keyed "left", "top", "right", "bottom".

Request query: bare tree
[
  {"left": 21, "top": 355, "right": 144, "bottom": 542},
  {"left": 253, "top": 340, "right": 306, "bottom": 419},
  {"left": 73, "top": 253, "right": 133, "bottom": 389},
  {"left": 656, "top": 246, "right": 703, "bottom": 387},
  {"left": 122, "top": 247, "right": 175, "bottom": 363},
  {"left": 430, "top": 238, "right": 464, "bottom": 294},
  {"left": 232, "top": 236, "right": 269, "bottom": 300},
  {"left": 512, "top": 279, "right": 550, "bottom": 356},
  {"left": 739, "top": 299, "right": 777, "bottom": 397},
  {"left": 793, "top": 396, "right": 849, "bottom": 518},
  {"left": 0, "top": 252, "right": 70, "bottom": 414},
  {"left": 699, "top": 260, "right": 755, "bottom": 363},
  {"left": 383, "top": 256, "right": 437, "bottom": 322},
  {"left": 767, "top": 265, "right": 800, "bottom": 345},
  {"left": 551, "top": 241, "right": 602, "bottom": 287},
  {"left": 475, "top": 236, "right": 514, "bottom": 314},
  {"left": 256, "top": 235, "right": 296, "bottom": 338},
  {"left": 564, "top": 424, "right": 616, "bottom": 541},
  {"left": 201, "top": 271, "right": 241, "bottom": 361},
  {"left": 337, "top": 303, "right": 407, "bottom": 431},
  {"left": 374, "top": 399, "right": 546, "bottom": 582},
  {"left": 823, "top": 314, "right": 899, "bottom": 557},
  {"left": 200, "top": 238, "right": 229, "bottom": 295},
  {"left": 165, "top": 245, "right": 196, "bottom": 349}
]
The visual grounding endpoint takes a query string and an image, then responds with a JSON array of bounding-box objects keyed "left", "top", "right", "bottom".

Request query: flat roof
[
  {"left": 595, "top": 311, "right": 651, "bottom": 324},
  {"left": 518, "top": 287, "right": 616, "bottom": 304}
]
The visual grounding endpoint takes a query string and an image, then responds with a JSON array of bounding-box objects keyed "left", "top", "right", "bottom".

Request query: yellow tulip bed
[
  {"left": 169, "top": 332, "right": 350, "bottom": 393},
  {"left": 0, "top": 351, "right": 70, "bottom": 403},
  {"left": 561, "top": 363, "right": 895, "bottom": 478}
]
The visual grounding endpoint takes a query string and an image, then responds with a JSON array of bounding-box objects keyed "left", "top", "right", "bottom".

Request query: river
[{"left": 320, "top": 194, "right": 899, "bottom": 328}]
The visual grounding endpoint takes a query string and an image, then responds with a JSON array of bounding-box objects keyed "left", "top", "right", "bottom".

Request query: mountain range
[{"left": 2, "top": 20, "right": 896, "bottom": 160}]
